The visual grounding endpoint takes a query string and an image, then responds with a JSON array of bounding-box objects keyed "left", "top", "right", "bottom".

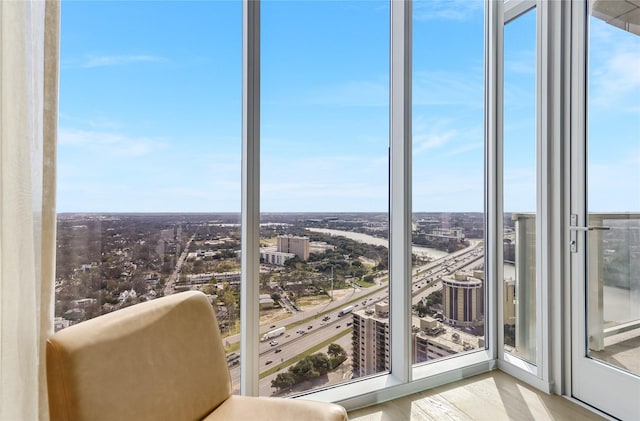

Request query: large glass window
[
  {"left": 586, "top": 5, "right": 640, "bottom": 377},
  {"left": 260, "top": 1, "right": 389, "bottom": 396},
  {"left": 55, "top": 0, "right": 242, "bottom": 389},
  {"left": 53, "top": 0, "right": 536, "bottom": 406},
  {"left": 411, "top": 0, "right": 486, "bottom": 366},
  {"left": 502, "top": 7, "right": 537, "bottom": 363}
]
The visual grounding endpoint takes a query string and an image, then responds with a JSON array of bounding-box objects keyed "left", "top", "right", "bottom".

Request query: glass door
[{"left": 571, "top": 1, "right": 640, "bottom": 419}]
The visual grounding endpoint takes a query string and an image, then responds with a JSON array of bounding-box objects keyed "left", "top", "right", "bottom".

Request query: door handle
[
  {"left": 568, "top": 226, "right": 611, "bottom": 232},
  {"left": 569, "top": 214, "right": 611, "bottom": 253}
]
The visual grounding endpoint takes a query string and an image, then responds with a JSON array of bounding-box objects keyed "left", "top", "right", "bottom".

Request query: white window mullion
[
  {"left": 240, "top": 0, "right": 260, "bottom": 397},
  {"left": 537, "top": 0, "right": 564, "bottom": 389},
  {"left": 389, "top": 0, "right": 412, "bottom": 384},
  {"left": 535, "top": 0, "right": 548, "bottom": 382},
  {"left": 487, "top": 0, "right": 504, "bottom": 363}
]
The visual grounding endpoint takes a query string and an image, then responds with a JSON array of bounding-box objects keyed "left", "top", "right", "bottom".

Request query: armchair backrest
[{"left": 46, "top": 291, "right": 232, "bottom": 421}]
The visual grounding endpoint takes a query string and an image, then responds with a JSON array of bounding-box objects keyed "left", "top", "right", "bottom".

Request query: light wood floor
[{"left": 347, "top": 371, "right": 606, "bottom": 421}]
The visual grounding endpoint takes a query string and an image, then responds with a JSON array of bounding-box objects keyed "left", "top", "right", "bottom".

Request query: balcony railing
[
  {"left": 585, "top": 213, "right": 640, "bottom": 352},
  {"left": 511, "top": 212, "right": 640, "bottom": 374}
]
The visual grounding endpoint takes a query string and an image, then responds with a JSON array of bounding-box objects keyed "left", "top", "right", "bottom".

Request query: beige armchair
[{"left": 46, "top": 291, "right": 348, "bottom": 421}]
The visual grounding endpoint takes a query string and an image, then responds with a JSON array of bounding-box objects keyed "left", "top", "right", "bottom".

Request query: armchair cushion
[
  {"left": 204, "top": 395, "right": 347, "bottom": 421},
  {"left": 47, "top": 292, "right": 233, "bottom": 421},
  {"left": 46, "top": 291, "right": 347, "bottom": 421}
]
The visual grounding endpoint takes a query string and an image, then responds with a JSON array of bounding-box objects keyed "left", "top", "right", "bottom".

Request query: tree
[
  {"left": 202, "top": 284, "right": 216, "bottom": 296},
  {"left": 414, "top": 301, "right": 428, "bottom": 317},
  {"left": 288, "top": 353, "right": 332, "bottom": 382},
  {"left": 290, "top": 357, "right": 318, "bottom": 380},
  {"left": 327, "top": 344, "right": 347, "bottom": 369},
  {"left": 284, "top": 256, "right": 302, "bottom": 267},
  {"left": 427, "top": 290, "right": 442, "bottom": 308},
  {"left": 271, "top": 372, "right": 296, "bottom": 391},
  {"left": 327, "top": 343, "right": 346, "bottom": 359},
  {"left": 309, "top": 353, "right": 331, "bottom": 375}
]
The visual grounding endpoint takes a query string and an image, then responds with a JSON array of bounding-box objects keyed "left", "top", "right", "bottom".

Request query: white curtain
[{"left": 0, "top": 1, "right": 59, "bottom": 420}]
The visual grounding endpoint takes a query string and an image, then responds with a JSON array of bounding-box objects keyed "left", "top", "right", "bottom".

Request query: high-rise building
[
  {"left": 441, "top": 270, "right": 484, "bottom": 328},
  {"left": 352, "top": 302, "right": 484, "bottom": 375},
  {"left": 277, "top": 235, "right": 310, "bottom": 260},
  {"left": 351, "top": 303, "right": 390, "bottom": 378}
]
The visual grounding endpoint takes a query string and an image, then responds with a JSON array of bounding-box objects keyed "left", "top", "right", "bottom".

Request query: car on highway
[
  {"left": 265, "top": 360, "right": 273, "bottom": 365},
  {"left": 269, "top": 340, "right": 278, "bottom": 346},
  {"left": 270, "top": 325, "right": 276, "bottom": 328},
  {"left": 307, "top": 325, "right": 313, "bottom": 330},
  {"left": 336, "top": 325, "right": 341, "bottom": 329},
  {"left": 274, "top": 349, "right": 282, "bottom": 353}
]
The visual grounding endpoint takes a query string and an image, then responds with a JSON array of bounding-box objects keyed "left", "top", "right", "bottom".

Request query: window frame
[
  {"left": 496, "top": 0, "right": 568, "bottom": 396},
  {"left": 238, "top": 0, "right": 565, "bottom": 408}
]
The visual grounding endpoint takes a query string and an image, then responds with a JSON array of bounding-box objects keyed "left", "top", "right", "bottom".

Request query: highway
[
  {"left": 163, "top": 234, "right": 196, "bottom": 295},
  {"left": 227, "top": 240, "right": 485, "bottom": 395}
]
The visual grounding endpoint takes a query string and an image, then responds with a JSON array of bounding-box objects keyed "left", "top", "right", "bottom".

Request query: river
[
  {"left": 307, "top": 228, "right": 449, "bottom": 260},
  {"left": 311, "top": 229, "right": 638, "bottom": 327}
]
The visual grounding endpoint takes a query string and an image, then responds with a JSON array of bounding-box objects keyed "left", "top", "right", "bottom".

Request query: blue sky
[
  {"left": 588, "top": 16, "right": 640, "bottom": 212},
  {"left": 58, "top": 0, "right": 638, "bottom": 214}
]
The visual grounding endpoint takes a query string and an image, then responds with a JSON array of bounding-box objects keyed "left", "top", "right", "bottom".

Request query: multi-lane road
[
  {"left": 227, "top": 240, "right": 485, "bottom": 395},
  {"left": 163, "top": 234, "right": 196, "bottom": 295}
]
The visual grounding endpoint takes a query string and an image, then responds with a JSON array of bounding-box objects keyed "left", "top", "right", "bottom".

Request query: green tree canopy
[
  {"left": 327, "top": 343, "right": 346, "bottom": 359},
  {"left": 271, "top": 372, "right": 296, "bottom": 391}
]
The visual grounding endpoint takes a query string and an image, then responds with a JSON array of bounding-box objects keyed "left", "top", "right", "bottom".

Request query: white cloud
[
  {"left": 413, "top": 118, "right": 482, "bottom": 156},
  {"left": 63, "top": 54, "right": 167, "bottom": 69},
  {"left": 591, "top": 48, "right": 640, "bottom": 108},
  {"left": 259, "top": 152, "right": 389, "bottom": 211},
  {"left": 588, "top": 19, "right": 640, "bottom": 110},
  {"left": 59, "top": 127, "right": 167, "bottom": 157},
  {"left": 262, "top": 153, "right": 387, "bottom": 183},
  {"left": 414, "top": 129, "right": 458, "bottom": 154},
  {"left": 413, "top": 70, "right": 483, "bottom": 107},
  {"left": 414, "top": 0, "right": 483, "bottom": 22}
]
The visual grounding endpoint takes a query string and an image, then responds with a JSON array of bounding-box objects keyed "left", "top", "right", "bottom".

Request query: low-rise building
[
  {"left": 260, "top": 246, "right": 296, "bottom": 266},
  {"left": 412, "top": 315, "right": 484, "bottom": 363},
  {"left": 259, "top": 294, "right": 275, "bottom": 309}
]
